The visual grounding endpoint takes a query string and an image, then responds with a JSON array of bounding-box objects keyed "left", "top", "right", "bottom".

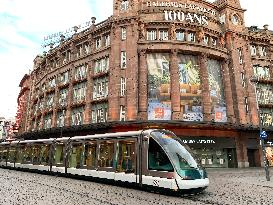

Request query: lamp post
[{"left": 250, "top": 77, "right": 270, "bottom": 181}]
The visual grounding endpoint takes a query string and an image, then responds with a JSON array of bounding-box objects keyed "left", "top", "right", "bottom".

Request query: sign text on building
[{"left": 146, "top": 1, "right": 217, "bottom": 16}]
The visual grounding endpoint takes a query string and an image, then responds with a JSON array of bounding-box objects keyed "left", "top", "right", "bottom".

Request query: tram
[{"left": 0, "top": 129, "right": 209, "bottom": 193}]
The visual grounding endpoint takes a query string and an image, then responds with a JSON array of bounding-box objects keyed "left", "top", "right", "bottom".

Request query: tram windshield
[{"left": 150, "top": 130, "right": 201, "bottom": 179}]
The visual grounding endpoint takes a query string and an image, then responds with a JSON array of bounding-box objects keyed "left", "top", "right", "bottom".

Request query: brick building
[{"left": 16, "top": 0, "right": 273, "bottom": 168}]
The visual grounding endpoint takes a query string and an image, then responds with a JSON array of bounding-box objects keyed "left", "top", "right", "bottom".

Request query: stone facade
[{"left": 16, "top": 0, "right": 273, "bottom": 168}]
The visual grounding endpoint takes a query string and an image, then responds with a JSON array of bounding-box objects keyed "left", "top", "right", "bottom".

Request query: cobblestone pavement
[{"left": 0, "top": 167, "right": 273, "bottom": 205}]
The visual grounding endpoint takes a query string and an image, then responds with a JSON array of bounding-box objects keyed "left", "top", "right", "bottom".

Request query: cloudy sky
[{"left": 0, "top": 0, "right": 270, "bottom": 119}]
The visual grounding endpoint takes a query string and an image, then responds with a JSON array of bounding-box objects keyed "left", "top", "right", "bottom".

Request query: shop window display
[
  {"left": 207, "top": 59, "right": 227, "bottom": 122},
  {"left": 178, "top": 55, "right": 203, "bottom": 121},
  {"left": 147, "top": 53, "right": 171, "bottom": 120},
  {"left": 266, "top": 147, "right": 273, "bottom": 166}
]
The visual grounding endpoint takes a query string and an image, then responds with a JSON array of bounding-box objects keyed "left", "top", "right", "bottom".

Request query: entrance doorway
[
  {"left": 226, "top": 148, "right": 237, "bottom": 168},
  {"left": 247, "top": 149, "right": 259, "bottom": 167}
]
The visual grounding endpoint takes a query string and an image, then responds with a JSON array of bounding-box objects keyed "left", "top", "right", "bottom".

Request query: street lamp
[{"left": 250, "top": 77, "right": 270, "bottom": 181}]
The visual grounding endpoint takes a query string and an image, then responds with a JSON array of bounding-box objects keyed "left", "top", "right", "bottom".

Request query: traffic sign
[{"left": 260, "top": 131, "right": 268, "bottom": 139}]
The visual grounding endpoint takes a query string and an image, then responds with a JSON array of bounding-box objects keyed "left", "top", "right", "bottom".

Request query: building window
[
  {"left": 104, "top": 34, "right": 110, "bottom": 47},
  {"left": 187, "top": 32, "right": 195, "bottom": 42},
  {"left": 253, "top": 65, "right": 270, "bottom": 79},
  {"left": 38, "top": 98, "right": 44, "bottom": 111},
  {"left": 147, "top": 30, "right": 157, "bottom": 41},
  {"left": 259, "top": 46, "right": 267, "bottom": 57},
  {"left": 71, "top": 107, "right": 84, "bottom": 126},
  {"left": 159, "top": 30, "right": 168, "bottom": 40},
  {"left": 57, "top": 110, "right": 66, "bottom": 127},
  {"left": 73, "top": 82, "right": 86, "bottom": 102},
  {"left": 84, "top": 43, "right": 90, "bottom": 55},
  {"left": 176, "top": 30, "right": 185, "bottom": 41},
  {"left": 76, "top": 45, "right": 83, "bottom": 58},
  {"left": 94, "top": 57, "right": 109, "bottom": 74},
  {"left": 244, "top": 97, "right": 249, "bottom": 113},
  {"left": 120, "top": 105, "right": 126, "bottom": 121},
  {"left": 203, "top": 35, "right": 209, "bottom": 45},
  {"left": 96, "top": 37, "right": 101, "bottom": 49},
  {"left": 44, "top": 114, "right": 52, "bottom": 129},
  {"left": 121, "top": 27, "right": 127, "bottom": 40},
  {"left": 250, "top": 45, "right": 256, "bottom": 56},
  {"left": 62, "top": 50, "right": 71, "bottom": 64},
  {"left": 121, "top": 51, "right": 127, "bottom": 68},
  {"left": 261, "top": 110, "right": 273, "bottom": 127},
  {"left": 121, "top": 0, "right": 129, "bottom": 11},
  {"left": 93, "top": 77, "right": 109, "bottom": 100},
  {"left": 238, "top": 48, "right": 243, "bottom": 64},
  {"left": 48, "top": 78, "right": 56, "bottom": 89},
  {"left": 120, "top": 77, "right": 126, "bottom": 96},
  {"left": 232, "top": 14, "right": 239, "bottom": 25},
  {"left": 257, "top": 84, "right": 273, "bottom": 104},
  {"left": 241, "top": 72, "right": 246, "bottom": 88},
  {"left": 211, "top": 37, "right": 217, "bottom": 46},
  {"left": 74, "top": 64, "right": 87, "bottom": 81},
  {"left": 59, "top": 71, "right": 69, "bottom": 85},
  {"left": 59, "top": 88, "right": 68, "bottom": 107},
  {"left": 91, "top": 103, "right": 108, "bottom": 123},
  {"left": 46, "top": 94, "right": 54, "bottom": 109}
]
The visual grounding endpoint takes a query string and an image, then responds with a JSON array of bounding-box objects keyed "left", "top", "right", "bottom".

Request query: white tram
[{"left": 0, "top": 129, "right": 209, "bottom": 193}]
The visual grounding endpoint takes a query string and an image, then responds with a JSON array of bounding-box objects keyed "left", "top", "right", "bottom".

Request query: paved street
[{"left": 0, "top": 168, "right": 273, "bottom": 205}]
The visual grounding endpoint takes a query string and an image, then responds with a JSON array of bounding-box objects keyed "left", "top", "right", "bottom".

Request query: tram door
[{"left": 116, "top": 140, "right": 136, "bottom": 173}]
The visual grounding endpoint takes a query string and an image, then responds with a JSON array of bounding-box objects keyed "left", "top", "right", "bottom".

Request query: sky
[{"left": 0, "top": 0, "right": 271, "bottom": 119}]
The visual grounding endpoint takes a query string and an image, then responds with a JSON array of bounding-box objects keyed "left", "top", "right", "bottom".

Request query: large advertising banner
[
  {"left": 207, "top": 59, "right": 227, "bottom": 122},
  {"left": 178, "top": 55, "right": 203, "bottom": 121},
  {"left": 147, "top": 53, "right": 171, "bottom": 120}
]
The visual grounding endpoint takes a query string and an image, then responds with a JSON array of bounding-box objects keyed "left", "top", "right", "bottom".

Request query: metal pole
[
  {"left": 258, "top": 109, "right": 270, "bottom": 181},
  {"left": 252, "top": 80, "right": 270, "bottom": 181}
]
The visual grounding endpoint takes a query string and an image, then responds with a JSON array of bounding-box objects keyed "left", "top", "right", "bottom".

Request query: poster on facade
[
  {"left": 178, "top": 55, "right": 203, "bottom": 121},
  {"left": 207, "top": 59, "right": 227, "bottom": 123},
  {"left": 214, "top": 106, "right": 227, "bottom": 122},
  {"left": 147, "top": 53, "right": 171, "bottom": 120}
]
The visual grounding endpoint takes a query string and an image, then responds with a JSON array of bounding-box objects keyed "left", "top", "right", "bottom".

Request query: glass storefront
[
  {"left": 147, "top": 53, "right": 171, "bottom": 120},
  {"left": 265, "top": 140, "right": 273, "bottom": 167},
  {"left": 147, "top": 53, "right": 228, "bottom": 122},
  {"left": 180, "top": 137, "right": 237, "bottom": 168},
  {"left": 207, "top": 59, "right": 227, "bottom": 122},
  {"left": 178, "top": 55, "right": 203, "bottom": 122}
]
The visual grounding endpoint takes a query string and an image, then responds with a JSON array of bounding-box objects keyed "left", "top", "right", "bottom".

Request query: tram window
[
  {"left": 7, "top": 147, "right": 16, "bottom": 162},
  {"left": 116, "top": 140, "right": 135, "bottom": 173},
  {"left": 32, "top": 144, "right": 41, "bottom": 164},
  {"left": 98, "top": 141, "right": 114, "bottom": 168},
  {"left": 148, "top": 138, "right": 174, "bottom": 172},
  {"left": 84, "top": 141, "right": 96, "bottom": 168},
  {"left": 24, "top": 145, "right": 33, "bottom": 164},
  {"left": 40, "top": 145, "right": 50, "bottom": 165},
  {"left": 54, "top": 144, "right": 64, "bottom": 165},
  {"left": 69, "top": 143, "right": 83, "bottom": 168}
]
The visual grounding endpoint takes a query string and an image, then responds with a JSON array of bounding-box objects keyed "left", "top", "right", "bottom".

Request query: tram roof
[{"left": 1, "top": 129, "right": 158, "bottom": 145}]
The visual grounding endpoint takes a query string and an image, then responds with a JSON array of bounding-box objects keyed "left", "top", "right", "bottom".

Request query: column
[
  {"left": 52, "top": 88, "right": 58, "bottom": 128},
  {"left": 235, "top": 135, "right": 249, "bottom": 168},
  {"left": 138, "top": 49, "right": 148, "bottom": 120},
  {"left": 222, "top": 59, "right": 235, "bottom": 123},
  {"left": 170, "top": 49, "right": 181, "bottom": 120},
  {"left": 84, "top": 61, "right": 93, "bottom": 124},
  {"left": 66, "top": 66, "right": 74, "bottom": 126},
  {"left": 199, "top": 53, "right": 211, "bottom": 122}
]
